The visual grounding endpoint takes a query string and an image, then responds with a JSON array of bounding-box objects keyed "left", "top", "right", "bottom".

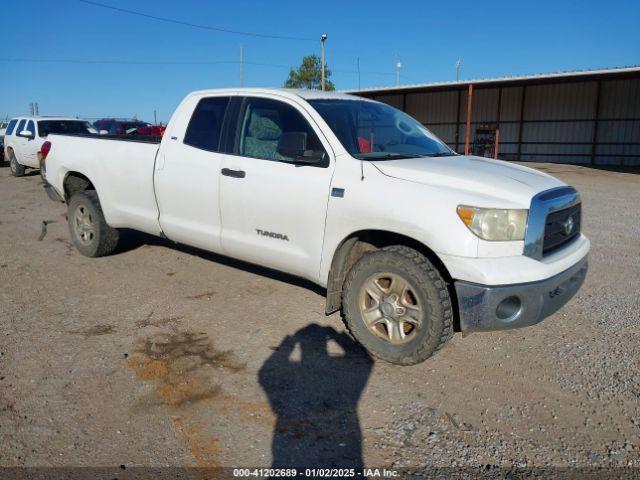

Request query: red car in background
[{"left": 93, "top": 119, "right": 165, "bottom": 137}]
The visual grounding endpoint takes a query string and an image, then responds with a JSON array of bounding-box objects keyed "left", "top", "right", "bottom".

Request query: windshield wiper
[
  {"left": 423, "top": 152, "right": 456, "bottom": 157},
  {"left": 358, "top": 153, "right": 425, "bottom": 160}
]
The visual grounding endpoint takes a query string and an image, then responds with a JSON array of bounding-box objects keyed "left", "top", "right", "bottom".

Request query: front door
[
  {"left": 23, "top": 120, "right": 39, "bottom": 167},
  {"left": 219, "top": 95, "right": 334, "bottom": 281},
  {"left": 11, "top": 119, "right": 28, "bottom": 163}
]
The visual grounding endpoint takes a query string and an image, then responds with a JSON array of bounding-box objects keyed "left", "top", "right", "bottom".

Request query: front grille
[{"left": 542, "top": 203, "right": 581, "bottom": 255}]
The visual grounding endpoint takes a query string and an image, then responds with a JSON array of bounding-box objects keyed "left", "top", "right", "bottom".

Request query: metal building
[{"left": 350, "top": 66, "right": 640, "bottom": 166}]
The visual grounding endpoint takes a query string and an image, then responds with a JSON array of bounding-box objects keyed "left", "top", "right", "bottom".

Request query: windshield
[
  {"left": 308, "top": 99, "right": 454, "bottom": 160},
  {"left": 38, "top": 120, "right": 95, "bottom": 137}
]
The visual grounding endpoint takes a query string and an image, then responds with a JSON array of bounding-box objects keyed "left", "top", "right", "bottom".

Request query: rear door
[
  {"left": 219, "top": 95, "right": 334, "bottom": 281},
  {"left": 154, "top": 94, "right": 234, "bottom": 252}
]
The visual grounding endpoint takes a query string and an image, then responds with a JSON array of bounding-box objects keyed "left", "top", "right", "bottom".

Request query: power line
[
  {"left": 0, "top": 57, "right": 399, "bottom": 77},
  {"left": 0, "top": 57, "right": 240, "bottom": 65},
  {"left": 77, "top": 0, "right": 315, "bottom": 41}
]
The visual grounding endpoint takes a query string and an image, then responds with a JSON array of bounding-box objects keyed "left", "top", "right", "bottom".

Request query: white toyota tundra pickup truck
[{"left": 41, "top": 88, "right": 589, "bottom": 365}]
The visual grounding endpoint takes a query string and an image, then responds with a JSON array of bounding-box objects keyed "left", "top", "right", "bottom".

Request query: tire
[
  {"left": 342, "top": 245, "right": 453, "bottom": 365},
  {"left": 9, "top": 151, "right": 26, "bottom": 177},
  {"left": 67, "top": 190, "right": 119, "bottom": 257}
]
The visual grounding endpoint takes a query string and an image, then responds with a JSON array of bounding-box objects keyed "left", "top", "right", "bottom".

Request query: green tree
[{"left": 284, "top": 54, "right": 335, "bottom": 91}]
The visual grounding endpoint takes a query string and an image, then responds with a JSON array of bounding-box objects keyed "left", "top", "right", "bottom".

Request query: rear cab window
[{"left": 183, "top": 97, "right": 231, "bottom": 152}]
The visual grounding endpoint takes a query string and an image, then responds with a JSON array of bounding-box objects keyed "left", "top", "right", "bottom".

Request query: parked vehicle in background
[
  {"left": 0, "top": 120, "right": 8, "bottom": 141},
  {"left": 0, "top": 120, "right": 7, "bottom": 162},
  {"left": 137, "top": 123, "right": 165, "bottom": 137},
  {"left": 93, "top": 118, "right": 165, "bottom": 137},
  {"left": 3, "top": 117, "right": 96, "bottom": 177},
  {"left": 41, "top": 88, "right": 589, "bottom": 365}
]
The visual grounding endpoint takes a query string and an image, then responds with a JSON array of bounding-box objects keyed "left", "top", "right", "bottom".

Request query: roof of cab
[{"left": 187, "top": 87, "right": 371, "bottom": 102}]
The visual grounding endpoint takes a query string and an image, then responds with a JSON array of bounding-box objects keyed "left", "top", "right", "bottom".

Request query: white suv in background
[
  {"left": 3, "top": 117, "right": 96, "bottom": 177},
  {"left": 0, "top": 120, "right": 8, "bottom": 141}
]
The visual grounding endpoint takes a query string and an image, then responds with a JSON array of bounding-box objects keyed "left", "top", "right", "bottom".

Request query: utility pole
[
  {"left": 320, "top": 33, "right": 327, "bottom": 91},
  {"left": 239, "top": 43, "right": 244, "bottom": 87},
  {"left": 395, "top": 55, "right": 402, "bottom": 86},
  {"left": 456, "top": 58, "right": 461, "bottom": 82},
  {"left": 154, "top": 110, "right": 157, "bottom": 125},
  {"left": 29, "top": 103, "right": 34, "bottom": 116},
  {"left": 34, "top": 102, "right": 39, "bottom": 116}
]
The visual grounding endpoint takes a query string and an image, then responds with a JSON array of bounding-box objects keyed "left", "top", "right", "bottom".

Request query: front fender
[{"left": 319, "top": 159, "right": 479, "bottom": 286}]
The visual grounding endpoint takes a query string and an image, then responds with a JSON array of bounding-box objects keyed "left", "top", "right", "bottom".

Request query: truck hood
[{"left": 371, "top": 155, "right": 565, "bottom": 206}]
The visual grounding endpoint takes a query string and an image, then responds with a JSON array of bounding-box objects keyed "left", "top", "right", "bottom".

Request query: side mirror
[
  {"left": 277, "top": 132, "right": 326, "bottom": 165},
  {"left": 99, "top": 130, "right": 109, "bottom": 135},
  {"left": 19, "top": 130, "right": 34, "bottom": 139},
  {"left": 277, "top": 132, "right": 307, "bottom": 158}
]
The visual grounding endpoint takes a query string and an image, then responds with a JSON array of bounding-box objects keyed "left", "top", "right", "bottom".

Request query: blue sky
[{"left": 1, "top": 0, "right": 638, "bottom": 123}]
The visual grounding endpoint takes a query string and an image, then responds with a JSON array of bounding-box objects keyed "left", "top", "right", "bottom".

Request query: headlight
[{"left": 457, "top": 205, "right": 528, "bottom": 241}]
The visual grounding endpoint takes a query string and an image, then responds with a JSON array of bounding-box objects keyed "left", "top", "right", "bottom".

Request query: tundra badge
[{"left": 256, "top": 229, "right": 289, "bottom": 241}]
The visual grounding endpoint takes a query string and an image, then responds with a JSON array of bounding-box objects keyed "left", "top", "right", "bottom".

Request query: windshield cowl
[{"left": 353, "top": 151, "right": 457, "bottom": 161}]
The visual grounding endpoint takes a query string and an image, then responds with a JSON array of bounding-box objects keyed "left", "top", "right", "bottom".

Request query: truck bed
[
  {"left": 45, "top": 133, "right": 162, "bottom": 236},
  {"left": 57, "top": 133, "right": 162, "bottom": 144}
]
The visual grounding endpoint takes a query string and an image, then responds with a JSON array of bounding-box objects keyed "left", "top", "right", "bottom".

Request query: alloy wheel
[
  {"left": 73, "top": 205, "right": 95, "bottom": 244},
  {"left": 358, "top": 272, "right": 423, "bottom": 344}
]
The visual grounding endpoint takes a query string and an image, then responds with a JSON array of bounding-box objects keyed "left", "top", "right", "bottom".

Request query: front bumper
[{"left": 455, "top": 255, "right": 588, "bottom": 332}]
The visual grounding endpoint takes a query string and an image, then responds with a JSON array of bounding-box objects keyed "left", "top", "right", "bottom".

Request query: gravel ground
[{"left": 0, "top": 161, "right": 639, "bottom": 478}]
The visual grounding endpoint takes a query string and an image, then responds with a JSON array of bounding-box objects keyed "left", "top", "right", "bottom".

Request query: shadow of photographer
[{"left": 259, "top": 324, "right": 373, "bottom": 469}]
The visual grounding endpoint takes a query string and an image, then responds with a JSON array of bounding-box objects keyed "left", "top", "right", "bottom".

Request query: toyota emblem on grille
[{"left": 563, "top": 216, "right": 574, "bottom": 235}]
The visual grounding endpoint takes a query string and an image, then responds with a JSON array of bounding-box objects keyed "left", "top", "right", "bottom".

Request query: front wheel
[
  {"left": 67, "top": 191, "right": 119, "bottom": 257},
  {"left": 342, "top": 245, "right": 453, "bottom": 365},
  {"left": 9, "top": 151, "right": 26, "bottom": 177}
]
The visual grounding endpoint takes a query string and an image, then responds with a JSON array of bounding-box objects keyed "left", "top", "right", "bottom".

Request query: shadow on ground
[
  {"left": 115, "top": 229, "right": 325, "bottom": 295},
  {"left": 258, "top": 324, "right": 373, "bottom": 469}
]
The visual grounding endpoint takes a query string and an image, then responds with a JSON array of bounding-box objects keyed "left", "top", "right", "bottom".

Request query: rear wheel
[
  {"left": 67, "top": 191, "right": 119, "bottom": 257},
  {"left": 9, "top": 151, "right": 25, "bottom": 177},
  {"left": 342, "top": 245, "right": 453, "bottom": 365}
]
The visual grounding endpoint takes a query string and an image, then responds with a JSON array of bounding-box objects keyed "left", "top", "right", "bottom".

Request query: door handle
[{"left": 221, "top": 168, "right": 246, "bottom": 178}]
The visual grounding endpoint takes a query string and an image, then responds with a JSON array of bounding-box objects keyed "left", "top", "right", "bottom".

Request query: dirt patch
[
  {"left": 128, "top": 330, "right": 245, "bottom": 409},
  {"left": 185, "top": 291, "right": 216, "bottom": 300},
  {"left": 172, "top": 416, "right": 221, "bottom": 469},
  {"left": 55, "top": 237, "right": 75, "bottom": 256},
  {"left": 69, "top": 324, "right": 116, "bottom": 336},
  {"left": 135, "top": 311, "right": 184, "bottom": 329},
  {"left": 134, "top": 331, "right": 245, "bottom": 372}
]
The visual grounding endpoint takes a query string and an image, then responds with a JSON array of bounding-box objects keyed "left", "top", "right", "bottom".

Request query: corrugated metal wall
[
  {"left": 364, "top": 75, "right": 640, "bottom": 166},
  {"left": 597, "top": 78, "right": 640, "bottom": 165}
]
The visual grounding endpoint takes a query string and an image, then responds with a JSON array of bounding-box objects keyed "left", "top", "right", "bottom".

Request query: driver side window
[{"left": 236, "top": 97, "right": 327, "bottom": 166}]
